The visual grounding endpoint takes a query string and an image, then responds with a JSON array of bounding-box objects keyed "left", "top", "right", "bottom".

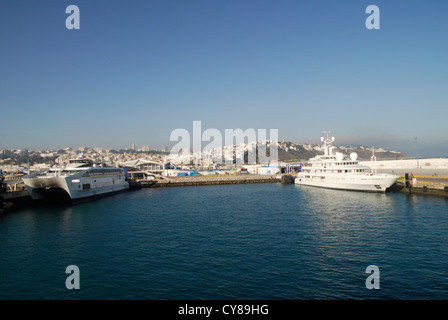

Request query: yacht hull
[{"left": 294, "top": 174, "right": 399, "bottom": 192}]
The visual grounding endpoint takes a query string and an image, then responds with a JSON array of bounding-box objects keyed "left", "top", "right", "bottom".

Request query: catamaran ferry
[
  {"left": 295, "top": 133, "right": 399, "bottom": 192},
  {"left": 23, "top": 157, "right": 129, "bottom": 201}
]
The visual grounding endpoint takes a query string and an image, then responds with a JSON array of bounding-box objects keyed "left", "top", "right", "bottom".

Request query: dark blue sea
[{"left": 1, "top": 183, "right": 448, "bottom": 300}]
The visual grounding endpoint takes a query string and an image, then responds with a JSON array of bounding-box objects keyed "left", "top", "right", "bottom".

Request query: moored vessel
[
  {"left": 23, "top": 157, "right": 129, "bottom": 201},
  {"left": 295, "top": 132, "right": 399, "bottom": 192}
]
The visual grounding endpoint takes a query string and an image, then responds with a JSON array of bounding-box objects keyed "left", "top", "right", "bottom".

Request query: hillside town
[{"left": 0, "top": 140, "right": 406, "bottom": 174}]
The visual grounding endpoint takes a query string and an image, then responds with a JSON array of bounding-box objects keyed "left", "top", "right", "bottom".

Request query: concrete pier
[
  {"left": 0, "top": 190, "right": 33, "bottom": 213},
  {"left": 139, "top": 174, "right": 279, "bottom": 188},
  {"left": 392, "top": 175, "right": 448, "bottom": 197}
]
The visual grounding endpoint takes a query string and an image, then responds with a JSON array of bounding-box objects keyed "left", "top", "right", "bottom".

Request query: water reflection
[
  {"left": 294, "top": 186, "right": 399, "bottom": 282},
  {"left": 298, "top": 185, "right": 396, "bottom": 216},
  {"left": 295, "top": 185, "right": 399, "bottom": 248}
]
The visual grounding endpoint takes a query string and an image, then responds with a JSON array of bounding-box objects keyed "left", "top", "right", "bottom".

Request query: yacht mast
[
  {"left": 370, "top": 146, "right": 377, "bottom": 174},
  {"left": 321, "top": 131, "right": 335, "bottom": 156}
]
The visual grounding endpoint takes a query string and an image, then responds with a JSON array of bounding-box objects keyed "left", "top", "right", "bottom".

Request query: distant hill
[
  {"left": 276, "top": 141, "right": 408, "bottom": 162},
  {"left": 277, "top": 144, "right": 317, "bottom": 162}
]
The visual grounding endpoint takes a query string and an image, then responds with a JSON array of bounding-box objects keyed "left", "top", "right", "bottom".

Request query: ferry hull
[
  {"left": 23, "top": 175, "right": 129, "bottom": 201},
  {"left": 23, "top": 176, "right": 70, "bottom": 200}
]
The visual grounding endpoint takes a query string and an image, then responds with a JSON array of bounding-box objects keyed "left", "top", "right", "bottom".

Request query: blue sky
[{"left": 1, "top": 0, "right": 447, "bottom": 156}]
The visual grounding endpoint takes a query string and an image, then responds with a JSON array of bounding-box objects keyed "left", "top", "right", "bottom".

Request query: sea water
[{"left": 1, "top": 183, "right": 447, "bottom": 299}]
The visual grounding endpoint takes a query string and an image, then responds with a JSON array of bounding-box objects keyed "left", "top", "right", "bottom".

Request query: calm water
[{"left": 1, "top": 183, "right": 447, "bottom": 300}]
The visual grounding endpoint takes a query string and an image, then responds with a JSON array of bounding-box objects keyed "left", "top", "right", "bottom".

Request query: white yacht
[
  {"left": 23, "top": 157, "right": 129, "bottom": 201},
  {"left": 295, "top": 133, "right": 399, "bottom": 192}
]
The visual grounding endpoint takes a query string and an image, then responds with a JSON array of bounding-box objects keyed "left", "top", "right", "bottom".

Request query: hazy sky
[{"left": 1, "top": 0, "right": 447, "bottom": 156}]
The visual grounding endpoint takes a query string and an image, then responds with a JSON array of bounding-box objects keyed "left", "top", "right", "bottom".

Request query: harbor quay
[
  {"left": 0, "top": 174, "right": 280, "bottom": 212},
  {"left": 2, "top": 172, "right": 448, "bottom": 200},
  {"left": 359, "top": 158, "right": 448, "bottom": 196},
  {"left": 388, "top": 174, "right": 448, "bottom": 196},
  {"left": 138, "top": 173, "right": 279, "bottom": 188},
  {"left": 138, "top": 172, "right": 448, "bottom": 196},
  {"left": 2, "top": 166, "right": 448, "bottom": 213}
]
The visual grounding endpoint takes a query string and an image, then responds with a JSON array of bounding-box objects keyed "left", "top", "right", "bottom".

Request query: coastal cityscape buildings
[{"left": 0, "top": 140, "right": 406, "bottom": 174}]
